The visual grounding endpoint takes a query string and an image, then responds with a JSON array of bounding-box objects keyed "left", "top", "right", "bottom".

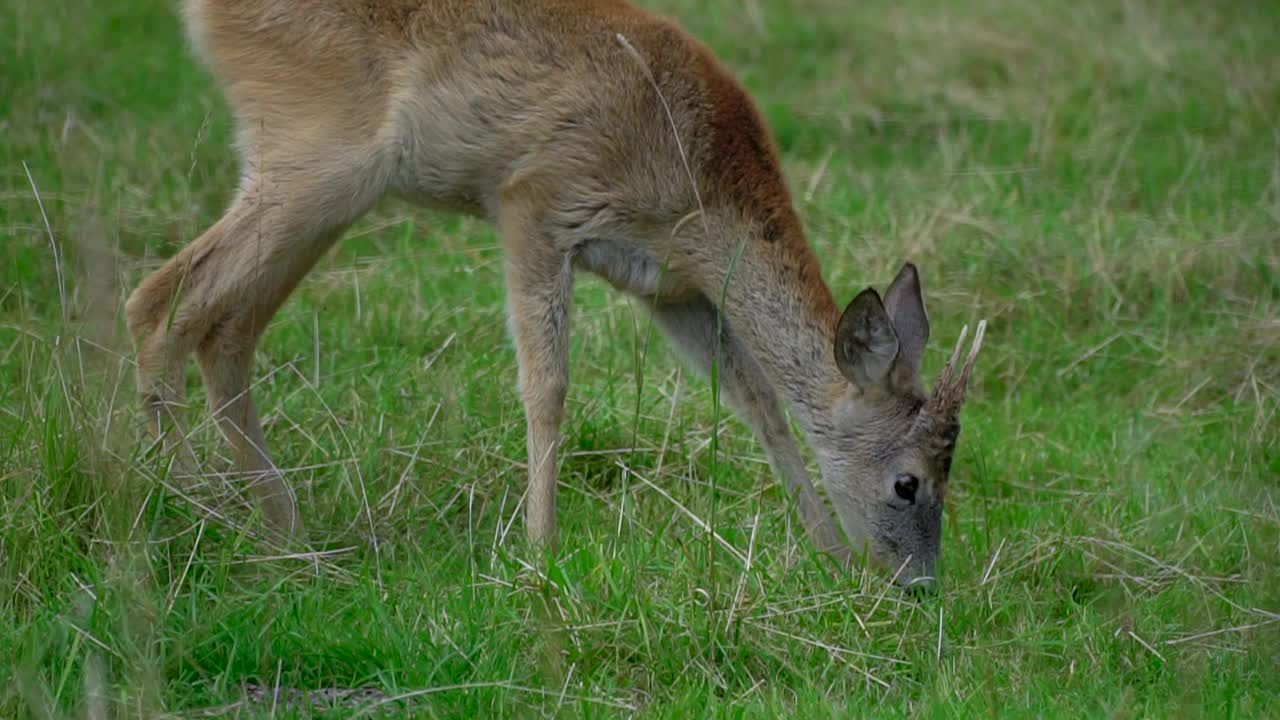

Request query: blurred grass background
[{"left": 1, "top": 0, "right": 1277, "bottom": 716}]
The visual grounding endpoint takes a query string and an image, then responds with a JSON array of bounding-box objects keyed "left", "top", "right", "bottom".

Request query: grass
[{"left": 2, "top": 0, "right": 1278, "bottom": 716}]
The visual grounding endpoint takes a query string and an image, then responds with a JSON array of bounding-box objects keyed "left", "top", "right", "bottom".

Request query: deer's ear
[
  {"left": 883, "top": 262, "right": 930, "bottom": 378},
  {"left": 835, "top": 288, "right": 899, "bottom": 389}
]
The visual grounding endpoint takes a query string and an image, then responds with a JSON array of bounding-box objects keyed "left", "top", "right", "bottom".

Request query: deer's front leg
[
  {"left": 500, "top": 200, "right": 575, "bottom": 549},
  {"left": 647, "top": 294, "right": 852, "bottom": 567}
]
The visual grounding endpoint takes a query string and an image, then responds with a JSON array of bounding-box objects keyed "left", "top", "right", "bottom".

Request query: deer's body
[{"left": 128, "top": 0, "right": 985, "bottom": 587}]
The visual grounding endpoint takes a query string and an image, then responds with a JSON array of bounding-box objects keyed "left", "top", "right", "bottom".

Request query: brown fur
[{"left": 128, "top": 0, "right": 983, "bottom": 584}]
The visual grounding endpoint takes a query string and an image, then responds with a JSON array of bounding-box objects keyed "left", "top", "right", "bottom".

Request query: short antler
[{"left": 924, "top": 319, "right": 987, "bottom": 420}]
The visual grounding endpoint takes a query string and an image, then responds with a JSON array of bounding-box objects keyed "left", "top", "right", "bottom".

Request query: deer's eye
[{"left": 894, "top": 474, "right": 919, "bottom": 503}]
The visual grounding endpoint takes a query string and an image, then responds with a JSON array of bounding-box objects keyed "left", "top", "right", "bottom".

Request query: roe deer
[{"left": 126, "top": 0, "right": 986, "bottom": 588}]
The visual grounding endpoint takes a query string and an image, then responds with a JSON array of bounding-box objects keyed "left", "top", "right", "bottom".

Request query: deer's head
[{"left": 822, "top": 263, "right": 986, "bottom": 591}]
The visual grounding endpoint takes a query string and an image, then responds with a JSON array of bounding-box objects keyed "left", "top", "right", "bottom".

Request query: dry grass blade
[
  {"left": 352, "top": 681, "right": 636, "bottom": 715},
  {"left": 745, "top": 621, "right": 895, "bottom": 688},
  {"left": 22, "top": 160, "right": 67, "bottom": 325},
  {"left": 1164, "top": 617, "right": 1280, "bottom": 646},
  {"left": 622, "top": 460, "right": 749, "bottom": 566}
]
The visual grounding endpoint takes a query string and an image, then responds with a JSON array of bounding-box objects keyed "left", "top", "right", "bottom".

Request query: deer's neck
[{"left": 705, "top": 211, "right": 846, "bottom": 443}]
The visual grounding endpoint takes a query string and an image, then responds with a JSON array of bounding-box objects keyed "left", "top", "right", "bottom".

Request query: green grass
[{"left": 2, "top": 0, "right": 1278, "bottom": 716}]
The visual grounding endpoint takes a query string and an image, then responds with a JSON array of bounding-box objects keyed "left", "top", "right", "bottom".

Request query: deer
[{"left": 126, "top": 0, "right": 986, "bottom": 590}]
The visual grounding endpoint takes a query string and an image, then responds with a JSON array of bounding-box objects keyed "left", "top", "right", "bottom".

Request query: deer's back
[{"left": 188, "top": 0, "right": 796, "bottom": 266}]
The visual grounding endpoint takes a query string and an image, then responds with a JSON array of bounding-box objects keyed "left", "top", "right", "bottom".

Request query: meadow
[{"left": 2, "top": 0, "right": 1277, "bottom": 716}]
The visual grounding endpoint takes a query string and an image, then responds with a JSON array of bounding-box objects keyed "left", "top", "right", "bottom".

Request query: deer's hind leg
[{"left": 126, "top": 143, "right": 391, "bottom": 537}]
